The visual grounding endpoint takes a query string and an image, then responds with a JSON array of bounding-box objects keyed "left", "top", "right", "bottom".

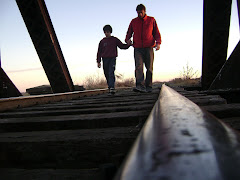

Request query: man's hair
[
  {"left": 136, "top": 4, "right": 146, "bottom": 11},
  {"left": 103, "top": 25, "right": 112, "bottom": 33}
]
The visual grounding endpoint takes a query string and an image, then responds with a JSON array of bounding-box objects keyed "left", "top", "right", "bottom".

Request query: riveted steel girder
[
  {"left": 0, "top": 67, "right": 22, "bottom": 98},
  {"left": 202, "top": 0, "right": 232, "bottom": 89},
  {"left": 209, "top": 0, "right": 240, "bottom": 89},
  {"left": 16, "top": 0, "right": 74, "bottom": 93},
  {"left": 238, "top": 0, "right": 240, "bottom": 27},
  {"left": 209, "top": 40, "right": 240, "bottom": 89}
]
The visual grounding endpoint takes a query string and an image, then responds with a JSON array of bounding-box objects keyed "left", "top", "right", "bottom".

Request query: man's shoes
[
  {"left": 109, "top": 88, "right": 116, "bottom": 95},
  {"left": 133, "top": 86, "right": 146, "bottom": 93},
  {"left": 146, "top": 86, "right": 152, "bottom": 93}
]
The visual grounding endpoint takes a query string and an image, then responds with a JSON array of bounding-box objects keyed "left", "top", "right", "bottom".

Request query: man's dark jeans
[
  {"left": 102, "top": 57, "right": 116, "bottom": 89},
  {"left": 134, "top": 47, "right": 154, "bottom": 88}
]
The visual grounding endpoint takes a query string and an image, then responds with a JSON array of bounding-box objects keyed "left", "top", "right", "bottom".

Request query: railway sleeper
[{"left": 0, "top": 127, "right": 139, "bottom": 169}]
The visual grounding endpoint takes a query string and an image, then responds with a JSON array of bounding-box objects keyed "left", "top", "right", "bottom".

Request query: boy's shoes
[
  {"left": 109, "top": 88, "right": 116, "bottom": 95},
  {"left": 133, "top": 86, "right": 146, "bottom": 93}
]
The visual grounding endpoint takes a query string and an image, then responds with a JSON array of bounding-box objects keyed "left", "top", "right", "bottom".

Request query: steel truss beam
[
  {"left": 209, "top": 0, "right": 240, "bottom": 89},
  {"left": 16, "top": 0, "right": 74, "bottom": 93},
  {"left": 238, "top": 0, "right": 240, "bottom": 27},
  {"left": 202, "top": 0, "right": 232, "bottom": 89},
  {"left": 0, "top": 67, "right": 22, "bottom": 98},
  {"left": 209, "top": 41, "right": 240, "bottom": 89}
]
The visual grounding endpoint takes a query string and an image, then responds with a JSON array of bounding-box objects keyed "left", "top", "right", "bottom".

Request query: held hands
[
  {"left": 155, "top": 44, "right": 160, "bottom": 51},
  {"left": 126, "top": 39, "right": 132, "bottom": 46},
  {"left": 97, "top": 62, "right": 101, "bottom": 68}
]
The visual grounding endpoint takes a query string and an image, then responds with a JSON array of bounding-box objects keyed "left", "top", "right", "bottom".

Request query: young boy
[{"left": 97, "top": 25, "right": 131, "bottom": 94}]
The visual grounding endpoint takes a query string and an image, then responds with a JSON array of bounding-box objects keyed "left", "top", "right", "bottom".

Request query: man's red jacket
[{"left": 125, "top": 15, "right": 161, "bottom": 48}]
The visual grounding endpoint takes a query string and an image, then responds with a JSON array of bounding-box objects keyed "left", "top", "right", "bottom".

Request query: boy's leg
[
  {"left": 102, "top": 58, "right": 110, "bottom": 88},
  {"left": 134, "top": 48, "right": 144, "bottom": 88},
  {"left": 144, "top": 47, "right": 154, "bottom": 90},
  {"left": 108, "top": 58, "right": 116, "bottom": 89}
]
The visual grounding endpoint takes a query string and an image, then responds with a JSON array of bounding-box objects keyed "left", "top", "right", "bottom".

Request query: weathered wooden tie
[
  {"left": 176, "top": 87, "right": 240, "bottom": 131},
  {"left": 0, "top": 87, "right": 160, "bottom": 180}
]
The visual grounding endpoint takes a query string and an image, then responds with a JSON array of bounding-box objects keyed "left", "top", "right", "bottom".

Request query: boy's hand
[
  {"left": 127, "top": 39, "right": 132, "bottom": 46},
  {"left": 97, "top": 62, "right": 101, "bottom": 68}
]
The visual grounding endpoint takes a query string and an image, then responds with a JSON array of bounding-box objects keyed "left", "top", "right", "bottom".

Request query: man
[{"left": 125, "top": 4, "right": 161, "bottom": 93}]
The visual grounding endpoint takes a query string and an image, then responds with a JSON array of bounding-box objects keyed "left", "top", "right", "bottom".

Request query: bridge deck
[
  {"left": 1, "top": 84, "right": 240, "bottom": 179},
  {"left": 0, "top": 87, "right": 160, "bottom": 179}
]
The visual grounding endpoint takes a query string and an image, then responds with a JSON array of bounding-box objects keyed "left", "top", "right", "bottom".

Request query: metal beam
[
  {"left": 202, "top": 0, "right": 232, "bottom": 89},
  {"left": 209, "top": 40, "right": 240, "bottom": 89},
  {"left": 238, "top": 0, "right": 240, "bottom": 28},
  {"left": 0, "top": 67, "right": 22, "bottom": 98},
  {"left": 16, "top": 0, "right": 74, "bottom": 93},
  {"left": 208, "top": 0, "right": 240, "bottom": 90}
]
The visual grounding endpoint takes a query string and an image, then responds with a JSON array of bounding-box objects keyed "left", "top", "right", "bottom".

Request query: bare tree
[{"left": 180, "top": 62, "right": 199, "bottom": 80}]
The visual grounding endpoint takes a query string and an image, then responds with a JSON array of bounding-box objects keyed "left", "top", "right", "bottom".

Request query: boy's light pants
[{"left": 134, "top": 47, "right": 154, "bottom": 88}]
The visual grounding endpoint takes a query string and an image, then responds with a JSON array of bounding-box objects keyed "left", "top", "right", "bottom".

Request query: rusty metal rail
[{"left": 114, "top": 84, "right": 240, "bottom": 180}]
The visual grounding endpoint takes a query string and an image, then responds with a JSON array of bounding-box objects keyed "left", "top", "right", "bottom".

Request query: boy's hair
[
  {"left": 136, "top": 4, "right": 146, "bottom": 11},
  {"left": 103, "top": 25, "right": 112, "bottom": 33}
]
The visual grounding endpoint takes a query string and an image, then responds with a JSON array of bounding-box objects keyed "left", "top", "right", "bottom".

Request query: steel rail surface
[
  {"left": 0, "top": 89, "right": 108, "bottom": 112},
  {"left": 114, "top": 84, "right": 240, "bottom": 180}
]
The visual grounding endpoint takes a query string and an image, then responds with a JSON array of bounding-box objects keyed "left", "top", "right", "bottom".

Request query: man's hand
[
  {"left": 127, "top": 39, "right": 132, "bottom": 46},
  {"left": 155, "top": 44, "right": 160, "bottom": 51},
  {"left": 97, "top": 62, "right": 101, "bottom": 68}
]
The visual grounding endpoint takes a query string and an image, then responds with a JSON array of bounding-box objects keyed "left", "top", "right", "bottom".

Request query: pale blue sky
[{"left": 1, "top": 0, "right": 239, "bottom": 92}]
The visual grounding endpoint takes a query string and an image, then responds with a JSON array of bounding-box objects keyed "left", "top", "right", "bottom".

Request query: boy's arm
[
  {"left": 96, "top": 41, "right": 102, "bottom": 63},
  {"left": 116, "top": 38, "right": 131, "bottom": 49}
]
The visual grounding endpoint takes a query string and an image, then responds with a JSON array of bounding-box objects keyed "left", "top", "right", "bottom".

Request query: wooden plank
[
  {"left": 187, "top": 95, "right": 226, "bottom": 106},
  {"left": 47, "top": 91, "right": 159, "bottom": 105},
  {"left": 0, "top": 110, "right": 150, "bottom": 132},
  {"left": 201, "top": 104, "right": 240, "bottom": 118},
  {"left": 220, "top": 117, "right": 240, "bottom": 130},
  {"left": 0, "top": 168, "right": 102, "bottom": 180},
  {"left": 0, "top": 127, "right": 139, "bottom": 169},
  {"left": 0, "top": 89, "right": 109, "bottom": 112},
  {"left": 12, "top": 99, "right": 157, "bottom": 112},
  {"left": 0, "top": 104, "right": 154, "bottom": 118},
  {"left": 20, "top": 94, "right": 159, "bottom": 109}
]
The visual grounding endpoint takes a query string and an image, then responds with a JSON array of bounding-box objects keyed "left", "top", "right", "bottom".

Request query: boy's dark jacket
[
  {"left": 125, "top": 15, "right": 161, "bottom": 48},
  {"left": 97, "top": 36, "right": 129, "bottom": 63}
]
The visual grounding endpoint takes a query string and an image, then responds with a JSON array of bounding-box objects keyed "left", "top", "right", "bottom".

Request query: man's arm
[
  {"left": 152, "top": 18, "right": 161, "bottom": 50},
  {"left": 155, "top": 43, "right": 160, "bottom": 51},
  {"left": 125, "top": 20, "right": 133, "bottom": 43}
]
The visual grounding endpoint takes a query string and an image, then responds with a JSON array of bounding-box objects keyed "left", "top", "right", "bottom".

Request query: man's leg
[
  {"left": 134, "top": 48, "right": 144, "bottom": 88},
  {"left": 144, "top": 47, "right": 154, "bottom": 91}
]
